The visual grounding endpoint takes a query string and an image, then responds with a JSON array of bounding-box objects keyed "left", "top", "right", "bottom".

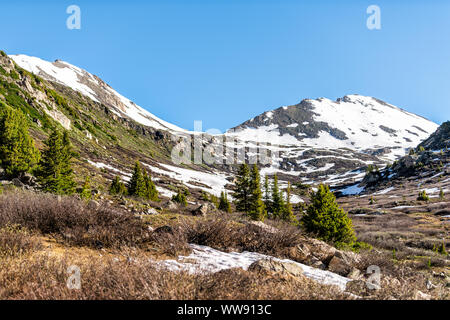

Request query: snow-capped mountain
[
  {"left": 222, "top": 95, "right": 438, "bottom": 186},
  {"left": 228, "top": 95, "right": 437, "bottom": 159},
  {"left": 10, "top": 54, "right": 439, "bottom": 187},
  {"left": 10, "top": 54, "right": 188, "bottom": 133}
]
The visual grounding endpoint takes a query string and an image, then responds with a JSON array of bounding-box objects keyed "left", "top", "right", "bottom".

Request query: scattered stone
[
  {"left": 154, "top": 225, "right": 174, "bottom": 235},
  {"left": 192, "top": 203, "right": 212, "bottom": 216},
  {"left": 87, "top": 200, "right": 100, "bottom": 210},
  {"left": 413, "top": 290, "right": 432, "bottom": 300},
  {"left": 144, "top": 207, "right": 159, "bottom": 215},
  {"left": 166, "top": 201, "right": 178, "bottom": 210},
  {"left": 347, "top": 267, "right": 362, "bottom": 280}
]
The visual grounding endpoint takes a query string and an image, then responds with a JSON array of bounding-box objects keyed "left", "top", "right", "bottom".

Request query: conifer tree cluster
[
  {"left": 126, "top": 161, "right": 158, "bottom": 201},
  {"left": 38, "top": 128, "right": 76, "bottom": 195},
  {"left": 233, "top": 164, "right": 295, "bottom": 222},
  {"left": 0, "top": 104, "right": 40, "bottom": 178}
]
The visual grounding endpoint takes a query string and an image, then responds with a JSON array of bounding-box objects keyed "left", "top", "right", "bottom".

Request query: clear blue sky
[{"left": 1, "top": 0, "right": 449, "bottom": 131}]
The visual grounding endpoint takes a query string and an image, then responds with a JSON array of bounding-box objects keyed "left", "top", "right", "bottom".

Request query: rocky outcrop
[{"left": 285, "top": 237, "right": 362, "bottom": 277}]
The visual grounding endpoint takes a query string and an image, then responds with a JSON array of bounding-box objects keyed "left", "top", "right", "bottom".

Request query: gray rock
[
  {"left": 154, "top": 225, "right": 174, "bottom": 235},
  {"left": 12, "top": 178, "right": 24, "bottom": 188},
  {"left": 192, "top": 203, "right": 212, "bottom": 216},
  {"left": 248, "top": 259, "right": 304, "bottom": 278}
]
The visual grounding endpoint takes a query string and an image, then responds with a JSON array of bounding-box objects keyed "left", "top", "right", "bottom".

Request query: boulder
[
  {"left": 143, "top": 207, "right": 159, "bottom": 215},
  {"left": 327, "top": 256, "right": 352, "bottom": 276},
  {"left": 248, "top": 221, "right": 278, "bottom": 234},
  {"left": 248, "top": 259, "right": 304, "bottom": 279},
  {"left": 192, "top": 203, "right": 213, "bottom": 216},
  {"left": 328, "top": 250, "right": 361, "bottom": 276},
  {"left": 286, "top": 238, "right": 336, "bottom": 265},
  {"left": 166, "top": 201, "right": 178, "bottom": 210}
]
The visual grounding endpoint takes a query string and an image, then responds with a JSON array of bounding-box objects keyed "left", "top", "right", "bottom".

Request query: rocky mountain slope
[{"left": 1, "top": 52, "right": 441, "bottom": 200}]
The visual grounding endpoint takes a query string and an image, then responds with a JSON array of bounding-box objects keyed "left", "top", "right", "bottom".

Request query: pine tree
[
  {"left": 218, "top": 191, "right": 231, "bottom": 213},
  {"left": 128, "top": 161, "right": 146, "bottom": 197},
  {"left": 248, "top": 164, "right": 264, "bottom": 221},
  {"left": 143, "top": 170, "right": 158, "bottom": 201},
  {"left": 263, "top": 175, "right": 271, "bottom": 214},
  {"left": 271, "top": 174, "right": 285, "bottom": 218},
  {"left": 233, "top": 163, "right": 251, "bottom": 213},
  {"left": 281, "top": 182, "right": 296, "bottom": 223},
  {"left": 439, "top": 188, "right": 445, "bottom": 200},
  {"left": 172, "top": 189, "right": 187, "bottom": 206},
  {"left": 38, "top": 128, "right": 75, "bottom": 195},
  {"left": 109, "top": 176, "right": 127, "bottom": 196},
  {"left": 80, "top": 176, "right": 92, "bottom": 200},
  {"left": 301, "top": 184, "right": 356, "bottom": 244},
  {"left": 0, "top": 105, "right": 40, "bottom": 177}
]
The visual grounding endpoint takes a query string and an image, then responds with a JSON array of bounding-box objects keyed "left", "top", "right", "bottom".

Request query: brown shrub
[
  {"left": 0, "top": 191, "right": 148, "bottom": 249},
  {"left": 0, "top": 224, "right": 41, "bottom": 257},
  {"left": 182, "top": 215, "right": 303, "bottom": 256},
  {"left": 0, "top": 253, "right": 349, "bottom": 300}
]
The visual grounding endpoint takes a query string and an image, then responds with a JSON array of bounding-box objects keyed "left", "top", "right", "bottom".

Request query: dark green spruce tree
[
  {"left": 248, "top": 164, "right": 265, "bottom": 221},
  {"left": 128, "top": 161, "right": 147, "bottom": 197},
  {"left": 301, "top": 184, "right": 356, "bottom": 244},
  {"left": 38, "top": 127, "right": 76, "bottom": 195},
  {"left": 0, "top": 104, "right": 40, "bottom": 177},
  {"left": 233, "top": 163, "right": 251, "bottom": 213},
  {"left": 109, "top": 176, "right": 127, "bottom": 196},
  {"left": 143, "top": 169, "right": 159, "bottom": 201},
  {"left": 271, "top": 174, "right": 285, "bottom": 218},
  {"left": 218, "top": 191, "right": 232, "bottom": 213},
  {"left": 263, "top": 175, "right": 271, "bottom": 214},
  {"left": 280, "top": 182, "right": 296, "bottom": 223}
]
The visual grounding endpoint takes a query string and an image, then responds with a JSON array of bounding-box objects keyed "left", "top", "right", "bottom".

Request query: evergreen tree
[
  {"left": 439, "top": 188, "right": 445, "bottom": 200},
  {"left": 0, "top": 105, "right": 40, "bottom": 177},
  {"left": 301, "top": 184, "right": 356, "bottom": 244},
  {"left": 172, "top": 189, "right": 187, "bottom": 206},
  {"left": 233, "top": 163, "right": 251, "bottom": 213},
  {"left": 248, "top": 164, "right": 264, "bottom": 221},
  {"left": 218, "top": 191, "right": 232, "bottom": 213},
  {"left": 281, "top": 182, "right": 296, "bottom": 223},
  {"left": 271, "top": 174, "right": 285, "bottom": 218},
  {"left": 109, "top": 176, "right": 127, "bottom": 196},
  {"left": 128, "top": 161, "right": 146, "bottom": 197},
  {"left": 263, "top": 175, "right": 271, "bottom": 214},
  {"left": 38, "top": 128, "right": 75, "bottom": 195},
  {"left": 80, "top": 176, "right": 92, "bottom": 200},
  {"left": 143, "top": 170, "right": 158, "bottom": 201}
]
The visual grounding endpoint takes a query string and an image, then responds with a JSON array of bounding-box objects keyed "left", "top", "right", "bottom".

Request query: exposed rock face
[{"left": 419, "top": 121, "right": 450, "bottom": 151}]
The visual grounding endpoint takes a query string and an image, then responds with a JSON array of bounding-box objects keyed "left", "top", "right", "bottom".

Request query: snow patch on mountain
[{"left": 10, "top": 54, "right": 189, "bottom": 133}]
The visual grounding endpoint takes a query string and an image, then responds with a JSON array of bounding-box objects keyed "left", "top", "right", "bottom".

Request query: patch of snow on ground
[
  {"left": 158, "top": 244, "right": 351, "bottom": 291},
  {"left": 375, "top": 187, "right": 395, "bottom": 195},
  {"left": 340, "top": 184, "right": 364, "bottom": 195}
]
